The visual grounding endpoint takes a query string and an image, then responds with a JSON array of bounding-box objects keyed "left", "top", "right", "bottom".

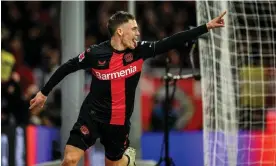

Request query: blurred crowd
[{"left": 1, "top": 1, "right": 197, "bottom": 127}]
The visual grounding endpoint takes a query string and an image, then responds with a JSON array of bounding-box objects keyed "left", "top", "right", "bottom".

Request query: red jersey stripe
[{"left": 110, "top": 53, "right": 126, "bottom": 125}]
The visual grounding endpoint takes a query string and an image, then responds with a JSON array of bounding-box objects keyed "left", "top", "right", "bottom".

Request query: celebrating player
[{"left": 29, "top": 10, "right": 226, "bottom": 166}]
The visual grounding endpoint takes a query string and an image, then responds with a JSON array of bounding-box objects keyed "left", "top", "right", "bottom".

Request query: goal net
[{"left": 196, "top": 1, "right": 276, "bottom": 166}]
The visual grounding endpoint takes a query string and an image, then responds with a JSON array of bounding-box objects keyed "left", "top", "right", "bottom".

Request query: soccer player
[{"left": 29, "top": 10, "right": 226, "bottom": 166}]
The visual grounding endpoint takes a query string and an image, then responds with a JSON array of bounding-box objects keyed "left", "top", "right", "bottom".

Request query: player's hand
[
  {"left": 206, "top": 11, "right": 227, "bottom": 30},
  {"left": 29, "top": 91, "right": 47, "bottom": 114}
]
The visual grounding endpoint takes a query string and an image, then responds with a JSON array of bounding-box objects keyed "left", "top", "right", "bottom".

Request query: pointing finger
[{"left": 219, "top": 11, "right": 227, "bottom": 19}]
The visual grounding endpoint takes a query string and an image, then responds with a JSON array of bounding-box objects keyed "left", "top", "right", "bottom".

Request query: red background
[{"left": 141, "top": 74, "right": 203, "bottom": 131}]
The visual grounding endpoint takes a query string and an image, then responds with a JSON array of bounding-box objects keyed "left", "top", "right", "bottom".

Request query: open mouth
[{"left": 133, "top": 39, "right": 138, "bottom": 47}]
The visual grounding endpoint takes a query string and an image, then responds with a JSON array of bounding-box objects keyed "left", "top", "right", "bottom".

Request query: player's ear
[{"left": 117, "top": 27, "right": 123, "bottom": 36}]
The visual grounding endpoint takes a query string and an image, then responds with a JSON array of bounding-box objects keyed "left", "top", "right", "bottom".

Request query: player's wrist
[
  {"left": 206, "top": 23, "right": 212, "bottom": 30},
  {"left": 39, "top": 90, "right": 48, "bottom": 98}
]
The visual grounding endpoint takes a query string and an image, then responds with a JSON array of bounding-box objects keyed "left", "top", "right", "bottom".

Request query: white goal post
[{"left": 197, "top": 1, "right": 276, "bottom": 166}]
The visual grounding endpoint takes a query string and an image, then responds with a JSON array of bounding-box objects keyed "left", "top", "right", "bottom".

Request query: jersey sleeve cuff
[
  {"left": 200, "top": 24, "right": 209, "bottom": 33},
  {"left": 41, "top": 88, "right": 49, "bottom": 96}
]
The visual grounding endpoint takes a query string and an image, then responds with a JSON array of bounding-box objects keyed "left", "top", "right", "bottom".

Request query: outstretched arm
[
  {"left": 40, "top": 57, "right": 83, "bottom": 96},
  {"left": 154, "top": 11, "right": 226, "bottom": 54},
  {"left": 29, "top": 47, "right": 94, "bottom": 111}
]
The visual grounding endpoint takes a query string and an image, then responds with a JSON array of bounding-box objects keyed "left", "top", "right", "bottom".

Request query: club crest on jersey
[
  {"left": 78, "top": 52, "right": 85, "bottom": 62},
  {"left": 80, "top": 125, "right": 89, "bottom": 135},
  {"left": 124, "top": 53, "right": 133, "bottom": 63}
]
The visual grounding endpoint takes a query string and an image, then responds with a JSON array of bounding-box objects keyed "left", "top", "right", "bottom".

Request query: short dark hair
[{"left": 107, "top": 11, "right": 135, "bottom": 36}]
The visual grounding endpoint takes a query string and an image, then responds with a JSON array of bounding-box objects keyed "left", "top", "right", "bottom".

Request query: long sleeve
[
  {"left": 154, "top": 24, "right": 208, "bottom": 54},
  {"left": 41, "top": 47, "right": 95, "bottom": 96},
  {"left": 138, "top": 24, "right": 208, "bottom": 59}
]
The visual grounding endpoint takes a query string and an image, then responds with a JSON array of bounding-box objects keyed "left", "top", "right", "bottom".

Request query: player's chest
[{"left": 91, "top": 52, "right": 143, "bottom": 80}]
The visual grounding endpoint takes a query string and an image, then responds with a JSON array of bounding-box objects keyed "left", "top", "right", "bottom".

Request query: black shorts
[{"left": 66, "top": 105, "right": 130, "bottom": 161}]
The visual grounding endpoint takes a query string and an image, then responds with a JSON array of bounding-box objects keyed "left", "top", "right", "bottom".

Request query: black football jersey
[{"left": 41, "top": 24, "right": 208, "bottom": 125}]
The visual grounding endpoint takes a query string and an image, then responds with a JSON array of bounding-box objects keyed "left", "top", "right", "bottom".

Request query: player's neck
[{"left": 110, "top": 36, "right": 127, "bottom": 51}]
